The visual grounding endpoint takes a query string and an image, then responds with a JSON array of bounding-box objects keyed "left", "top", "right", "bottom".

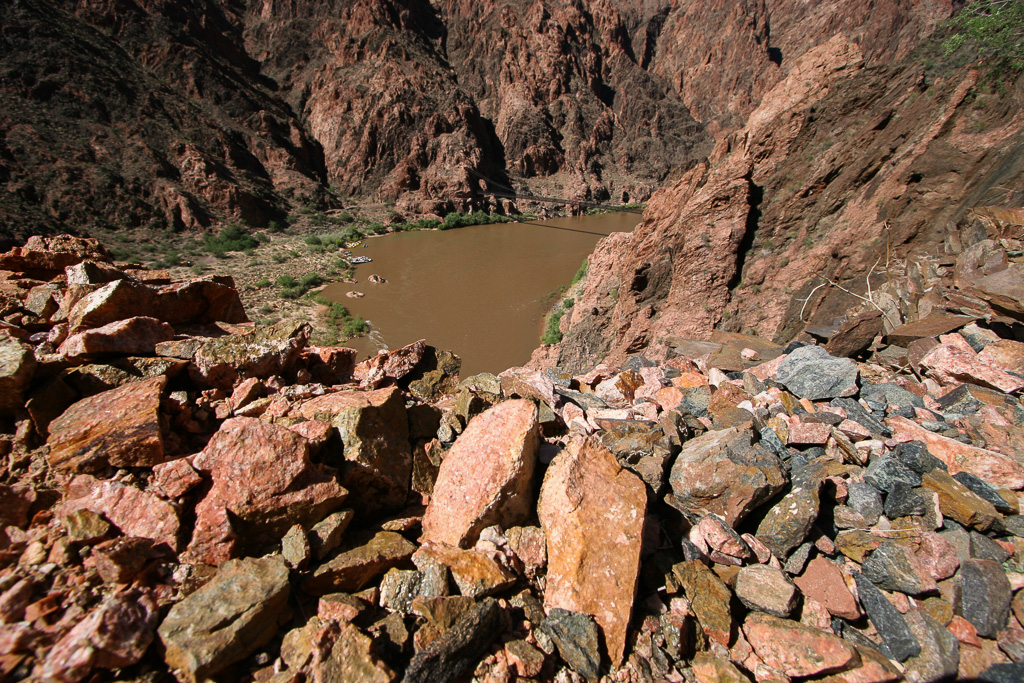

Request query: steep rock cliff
[{"left": 557, "top": 20, "right": 1024, "bottom": 372}]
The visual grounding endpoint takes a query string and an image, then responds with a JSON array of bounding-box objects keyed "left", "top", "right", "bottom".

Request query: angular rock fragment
[
  {"left": 539, "top": 437, "right": 646, "bottom": 666},
  {"left": 313, "top": 620, "right": 396, "bottom": 682},
  {"left": 295, "top": 386, "right": 411, "bottom": 515},
  {"left": 304, "top": 531, "right": 416, "bottom": 595},
  {"left": 756, "top": 480, "right": 821, "bottom": 559},
  {"left": 854, "top": 573, "right": 921, "bottom": 662},
  {"left": 673, "top": 560, "right": 733, "bottom": 648},
  {"left": 353, "top": 338, "right": 426, "bottom": 387},
  {"left": 186, "top": 417, "right": 348, "bottom": 564},
  {"left": 403, "top": 598, "right": 505, "bottom": 683},
  {"left": 191, "top": 321, "right": 309, "bottom": 389},
  {"left": 743, "top": 612, "right": 857, "bottom": 678},
  {"left": 422, "top": 399, "right": 539, "bottom": 548},
  {"left": 669, "top": 426, "right": 786, "bottom": 526},
  {"left": 794, "top": 557, "right": 860, "bottom": 620},
  {"left": 0, "top": 332, "right": 36, "bottom": 415},
  {"left": 920, "top": 469, "right": 1001, "bottom": 532},
  {"left": 861, "top": 541, "right": 937, "bottom": 596},
  {"left": 901, "top": 608, "right": 961, "bottom": 682},
  {"left": 158, "top": 556, "right": 290, "bottom": 681},
  {"left": 734, "top": 565, "right": 799, "bottom": 617},
  {"left": 538, "top": 608, "right": 602, "bottom": 682},
  {"left": 58, "top": 316, "right": 175, "bottom": 359},
  {"left": 776, "top": 345, "right": 859, "bottom": 400},
  {"left": 960, "top": 559, "right": 1012, "bottom": 638},
  {"left": 415, "top": 542, "right": 515, "bottom": 599},
  {"left": 63, "top": 475, "right": 181, "bottom": 550}
]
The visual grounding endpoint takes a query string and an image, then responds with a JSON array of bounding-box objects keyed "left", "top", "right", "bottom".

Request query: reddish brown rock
[
  {"left": 919, "top": 342, "right": 1024, "bottom": 394},
  {"left": 63, "top": 475, "right": 182, "bottom": 550},
  {"left": 47, "top": 376, "right": 167, "bottom": 473},
  {"left": 41, "top": 589, "right": 158, "bottom": 683},
  {"left": 539, "top": 437, "right": 646, "bottom": 666},
  {"left": 889, "top": 415, "right": 1024, "bottom": 490},
  {"left": 228, "top": 377, "right": 265, "bottom": 412},
  {"left": 979, "top": 339, "right": 1024, "bottom": 375},
  {"left": 151, "top": 458, "right": 203, "bottom": 499},
  {"left": 498, "top": 366, "right": 559, "bottom": 408},
  {"left": 794, "top": 557, "right": 860, "bottom": 620},
  {"left": 294, "top": 386, "right": 411, "bottom": 515},
  {"left": 885, "top": 315, "right": 975, "bottom": 347},
  {"left": 825, "top": 311, "right": 883, "bottom": 358},
  {"left": 672, "top": 560, "right": 734, "bottom": 648},
  {"left": 68, "top": 277, "right": 246, "bottom": 333},
  {"left": 0, "top": 235, "right": 110, "bottom": 279},
  {"left": 422, "top": 399, "right": 539, "bottom": 548},
  {"left": 58, "top": 316, "right": 175, "bottom": 359},
  {"left": 353, "top": 339, "right": 426, "bottom": 387},
  {"left": 191, "top": 321, "right": 309, "bottom": 389},
  {"left": 744, "top": 612, "right": 858, "bottom": 678},
  {"left": 415, "top": 542, "right": 515, "bottom": 599},
  {"left": 92, "top": 537, "right": 156, "bottom": 584},
  {"left": 186, "top": 417, "right": 348, "bottom": 564},
  {"left": 973, "top": 263, "right": 1024, "bottom": 318}
]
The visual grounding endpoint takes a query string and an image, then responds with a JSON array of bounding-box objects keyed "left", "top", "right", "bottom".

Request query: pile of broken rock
[{"left": 1, "top": 234, "right": 1023, "bottom": 683}]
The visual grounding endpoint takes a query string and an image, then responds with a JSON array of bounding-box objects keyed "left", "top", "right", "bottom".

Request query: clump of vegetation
[
  {"left": 277, "top": 273, "right": 326, "bottom": 299},
  {"left": 541, "top": 298, "right": 574, "bottom": 345},
  {"left": 312, "top": 295, "right": 369, "bottom": 341},
  {"left": 204, "top": 224, "right": 259, "bottom": 257},
  {"left": 570, "top": 258, "right": 588, "bottom": 286},
  {"left": 439, "top": 211, "right": 515, "bottom": 230},
  {"left": 942, "top": 1, "right": 1024, "bottom": 76}
]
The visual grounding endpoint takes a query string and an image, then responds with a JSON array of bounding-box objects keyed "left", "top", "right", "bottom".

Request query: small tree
[{"left": 944, "top": 0, "right": 1024, "bottom": 75}]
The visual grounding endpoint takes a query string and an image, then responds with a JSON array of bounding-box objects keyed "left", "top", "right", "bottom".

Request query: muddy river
[{"left": 320, "top": 212, "right": 642, "bottom": 376}]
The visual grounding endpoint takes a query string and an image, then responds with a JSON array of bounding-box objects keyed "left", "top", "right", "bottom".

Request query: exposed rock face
[
  {"left": 47, "top": 376, "right": 167, "bottom": 473},
  {"left": 539, "top": 437, "right": 646, "bottom": 666},
  {"left": 158, "top": 556, "right": 291, "bottom": 681},
  {"left": 186, "top": 417, "right": 349, "bottom": 564},
  {"left": 421, "top": 399, "right": 539, "bottom": 548}
]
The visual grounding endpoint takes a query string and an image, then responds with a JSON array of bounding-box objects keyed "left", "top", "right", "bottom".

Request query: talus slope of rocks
[{"left": 2, "top": 234, "right": 1024, "bottom": 683}]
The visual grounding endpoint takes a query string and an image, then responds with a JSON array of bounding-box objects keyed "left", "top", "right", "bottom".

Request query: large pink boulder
[
  {"left": 58, "top": 316, "right": 175, "bottom": 359},
  {"left": 185, "top": 417, "right": 348, "bottom": 564},
  {"left": 421, "top": 399, "right": 539, "bottom": 548},
  {"left": 539, "top": 437, "right": 647, "bottom": 666},
  {"left": 62, "top": 475, "right": 182, "bottom": 550}
]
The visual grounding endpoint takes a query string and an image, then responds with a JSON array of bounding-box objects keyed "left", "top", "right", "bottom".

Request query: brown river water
[{"left": 320, "top": 212, "right": 642, "bottom": 376}]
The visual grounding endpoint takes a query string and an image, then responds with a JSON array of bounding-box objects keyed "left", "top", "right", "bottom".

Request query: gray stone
[
  {"left": 860, "top": 383, "right": 924, "bottom": 410},
  {"left": 960, "top": 559, "right": 1011, "bottom": 638},
  {"left": 865, "top": 456, "right": 922, "bottom": 494},
  {"left": 756, "top": 481, "right": 820, "bottom": 560},
  {"left": 902, "top": 608, "right": 960, "bottom": 683},
  {"left": 784, "top": 542, "right": 813, "bottom": 575},
  {"left": 775, "top": 346, "right": 859, "bottom": 400},
  {"left": 854, "top": 573, "right": 921, "bottom": 662},
  {"left": 894, "top": 441, "right": 947, "bottom": 475},
  {"left": 861, "top": 542, "right": 937, "bottom": 596},
  {"left": 1004, "top": 515, "right": 1024, "bottom": 538},
  {"left": 281, "top": 524, "right": 311, "bottom": 570},
  {"left": 158, "top": 556, "right": 291, "bottom": 681},
  {"left": 403, "top": 598, "right": 505, "bottom": 683},
  {"left": 832, "top": 397, "right": 889, "bottom": 437},
  {"left": 847, "top": 482, "right": 883, "bottom": 526},
  {"left": 309, "top": 509, "right": 355, "bottom": 560},
  {"left": 734, "top": 565, "right": 799, "bottom": 618},
  {"left": 979, "top": 663, "right": 1024, "bottom": 683},
  {"left": 379, "top": 567, "right": 449, "bottom": 614},
  {"left": 538, "top": 608, "right": 602, "bottom": 682},
  {"left": 884, "top": 483, "right": 927, "bottom": 519},
  {"left": 970, "top": 531, "right": 1011, "bottom": 563}
]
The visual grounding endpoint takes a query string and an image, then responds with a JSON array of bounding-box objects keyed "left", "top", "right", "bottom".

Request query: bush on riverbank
[{"left": 312, "top": 294, "right": 369, "bottom": 341}]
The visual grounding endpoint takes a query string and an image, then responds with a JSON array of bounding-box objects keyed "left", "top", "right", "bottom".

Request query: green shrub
[
  {"left": 277, "top": 275, "right": 298, "bottom": 288},
  {"left": 569, "top": 259, "right": 588, "bottom": 286},
  {"left": 943, "top": 0, "right": 1024, "bottom": 75},
  {"left": 204, "top": 224, "right": 259, "bottom": 255},
  {"left": 280, "top": 287, "right": 302, "bottom": 299},
  {"left": 305, "top": 235, "right": 323, "bottom": 246},
  {"left": 255, "top": 278, "right": 271, "bottom": 288},
  {"left": 299, "top": 274, "right": 324, "bottom": 289}
]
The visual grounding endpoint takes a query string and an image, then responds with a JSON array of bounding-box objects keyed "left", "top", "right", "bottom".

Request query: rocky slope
[
  {"left": 554, "top": 19, "right": 1024, "bottom": 373},
  {"left": 2, "top": 235, "right": 1024, "bottom": 682}
]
